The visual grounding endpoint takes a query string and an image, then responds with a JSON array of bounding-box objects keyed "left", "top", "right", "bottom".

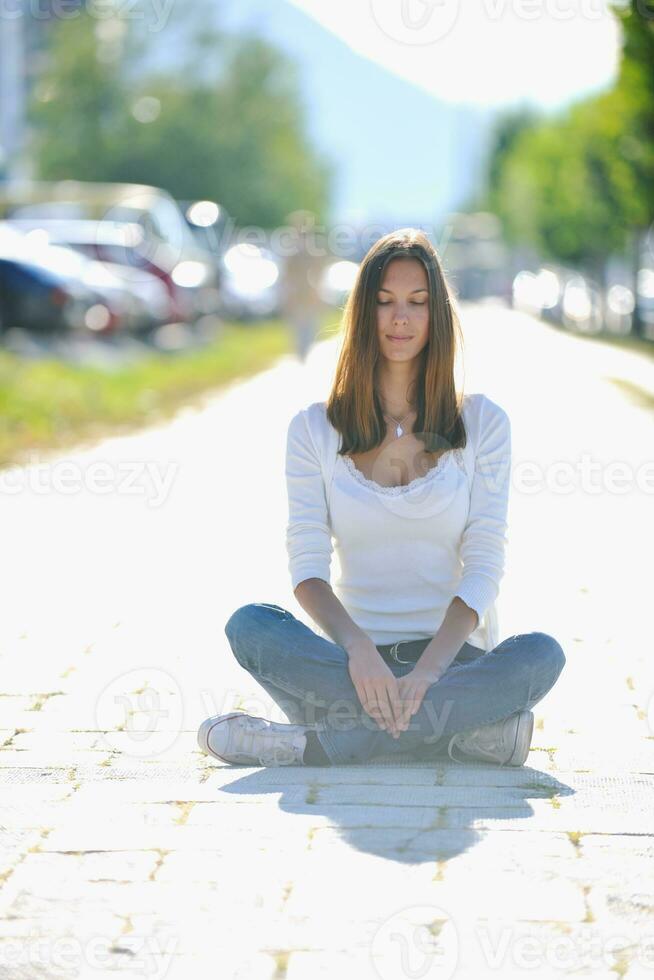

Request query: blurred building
[
  {"left": 0, "top": 13, "right": 26, "bottom": 179},
  {"left": 0, "top": 2, "right": 85, "bottom": 180}
]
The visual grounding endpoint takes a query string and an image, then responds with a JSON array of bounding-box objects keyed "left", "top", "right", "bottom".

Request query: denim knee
[
  {"left": 224, "top": 604, "right": 255, "bottom": 643},
  {"left": 224, "top": 603, "right": 291, "bottom": 668},
  {"left": 530, "top": 631, "right": 566, "bottom": 683},
  {"left": 225, "top": 602, "right": 291, "bottom": 636},
  {"left": 224, "top": 603, "right": 266, "bottom": 665}
]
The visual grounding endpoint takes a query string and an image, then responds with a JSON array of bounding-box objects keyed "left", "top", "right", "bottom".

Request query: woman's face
[{"left": 375, "top": 257, "right": 430, "bottom": 361}]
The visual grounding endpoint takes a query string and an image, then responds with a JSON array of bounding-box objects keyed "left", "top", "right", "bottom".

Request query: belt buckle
[{"left": 390, "top": 641, "right": 413, "bottom": 665}]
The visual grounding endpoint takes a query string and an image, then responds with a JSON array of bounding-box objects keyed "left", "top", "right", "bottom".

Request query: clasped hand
[{"left": 347, "top": 642, "right": 443, "bottom": 738}]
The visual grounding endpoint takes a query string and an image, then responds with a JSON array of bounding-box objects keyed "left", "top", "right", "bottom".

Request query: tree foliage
[
  {"left": 28, "top": 11, "right": 333, "bottom": 228},
  {"left": 482, "top": 0, "right": 653, "bottom": 278}
]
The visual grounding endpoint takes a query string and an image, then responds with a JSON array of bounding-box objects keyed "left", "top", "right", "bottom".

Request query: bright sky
[{"left": 286, "top": 0, "right": 622, "bottom": 108}]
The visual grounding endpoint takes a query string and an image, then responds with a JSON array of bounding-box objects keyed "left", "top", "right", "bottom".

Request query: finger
[
  {"left": 397, "top": 686, "right": 419, "bottom": 727},
  {"left": 362, "top": 685, "right": 387, "bottom": 731},
  {"left": 409, "top": 687, "right": 426, "bottom": 718},
  {"left": 393, "top": 689, "right": 409, "bottom": 730},
  {"left": 392, "top": 683, "right": 410, "bottom": 727},
  {"left": 378, "top": 684, "right": 399, "bottom": 735},
  {"left": 357, "top": 683, "right": 377, "bottom": 724},
  {"left": 389, "top": 683, "right": 407, "bottom": 736},
  {"left": 387, "top": 679, "right": 405, "bottom": 732}
]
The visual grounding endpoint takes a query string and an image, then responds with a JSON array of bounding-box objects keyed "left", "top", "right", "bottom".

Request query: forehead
[{"left": 379, "top": 258, "right": 428, "bottom": 289}]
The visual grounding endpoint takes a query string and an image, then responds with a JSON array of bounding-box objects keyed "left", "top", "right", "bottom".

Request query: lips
[{"left": 387, "top": 335, "right": 412, "bottom": 341}]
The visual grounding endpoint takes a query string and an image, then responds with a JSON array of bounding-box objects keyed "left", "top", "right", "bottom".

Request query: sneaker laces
[
  {"left": 446, "top": 723, "right": 508, "bottom": 767},
  {"left": 256, "top": 741, "right": 301, "bottom": 766},
  {"left": 232, "top": 715, "right": 305, "bottom": 766}
]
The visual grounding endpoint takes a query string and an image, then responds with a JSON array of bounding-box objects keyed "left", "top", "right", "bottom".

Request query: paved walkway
[{"left": 1, "top": 303, "right": 653, "bottom": 978}]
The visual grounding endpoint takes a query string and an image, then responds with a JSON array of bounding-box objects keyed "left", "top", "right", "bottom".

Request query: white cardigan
[{"left": 285, "top": 393, "right": 511, "bottom": 651}]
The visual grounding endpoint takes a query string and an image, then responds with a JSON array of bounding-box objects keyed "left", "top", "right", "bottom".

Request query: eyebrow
[{"left": 378, "top": 287, "right": 428, "bottom": 294}]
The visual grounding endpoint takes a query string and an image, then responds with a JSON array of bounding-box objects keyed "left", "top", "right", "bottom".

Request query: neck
[{"left": 376, "top": 362, "right": 418, "bottom": 419}]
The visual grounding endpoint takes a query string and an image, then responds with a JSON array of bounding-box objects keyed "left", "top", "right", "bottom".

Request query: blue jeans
[{"left": 224, "top": 603, "right": 566, "bottom": 765}]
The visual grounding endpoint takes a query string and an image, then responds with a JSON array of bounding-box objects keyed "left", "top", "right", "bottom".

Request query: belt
[
  {"left": 376, "top": 638, "right": 487, "bottom": 666},
  {"left": 376, "top": 638, "right": 432, "bottom": 664}
]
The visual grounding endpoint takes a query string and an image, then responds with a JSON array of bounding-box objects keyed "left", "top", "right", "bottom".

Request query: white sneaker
[
  {"left": 446, "top": 710, "right": 534, "bottom": 767},
  {"left": 197, "top": 712, "right": 309, "bottom": 766}
]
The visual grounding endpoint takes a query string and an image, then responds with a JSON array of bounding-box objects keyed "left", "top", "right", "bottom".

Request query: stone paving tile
[
  {"left": 224, "top": 762, "right": 444, "bottom": 785},
  {"left": 308, "top": 825, "right": 580, "bottom": 866},
  {"left": 285, "top": 948, "right": 383, "bottom": 979},
  {"left": 0, "top": 893, "right": 120, "bottom": 938},
  {"left": 0, "top": 804, "right": 77, "bottom": 831},
  {"left": 282, "top": 931, "right": 620, "bottom": 980},
  {"left": 62, "top": 779, "right": 229, "bottom": 804},
  {"left": 0, "top": 751, "right": 113, "bottom": 768},
  {"left": 285, "top": 864, "right": 588, "bottom": 924},
  {"left": 0, "top": 783, "right": 73, "bottom": 804},
  {"left": 461, "top": 919, "right": 645, "bottom": 977},
  {"left": 442, "top": 802, "right": 654, "bottom": 834},
  {"left": 0, "top": 767, "right": 77, "bottom": 785},
  {"left": 37, "top": 817, "right": 312, "bottom": 853},
  {"left": 585, "top": 882, "right": 654, "bottom": 940},
  {"left": 8, "top": 733, "right": 110, "bottom": 752},
  {"left": 6, "top": 851, "right": 161, "bottom": 888},
  {"left": 306, "top": 783, "right": 564, "bottom": 807},
  {"left": 0, "top": 696, "right": 46, "bottom": 730},
  {"left": 276, "top": 802, "right": 451, "bottom": 829},
  {"left": 0, "top": 763, "right": 212, "bottom": 783},
  {"left": 553, "top": 739, "right": 654, "bottom": 772}
]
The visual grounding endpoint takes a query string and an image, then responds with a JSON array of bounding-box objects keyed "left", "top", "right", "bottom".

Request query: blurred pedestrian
[{"left": 279, "top": 210, "right": 328, "bottom": 363}]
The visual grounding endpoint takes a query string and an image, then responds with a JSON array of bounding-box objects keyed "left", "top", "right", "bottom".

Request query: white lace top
[
  {"left": 340, "top": 447, "right": 467, "bottom": 496},
  {"left": 285, "top": 393, "right": 511, "bottom": 649}
]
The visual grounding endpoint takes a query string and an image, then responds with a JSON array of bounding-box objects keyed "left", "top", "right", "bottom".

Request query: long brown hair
[{"left": 325, "top": 228, "right": 468, "bottom": 457}]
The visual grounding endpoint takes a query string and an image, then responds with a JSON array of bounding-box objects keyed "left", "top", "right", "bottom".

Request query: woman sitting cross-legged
[{"left": 198, "top": 228, "right": 566, "bottom": 768}]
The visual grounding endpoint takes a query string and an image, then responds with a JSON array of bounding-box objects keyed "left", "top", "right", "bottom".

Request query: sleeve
[
  {"left": 453, "top": 398, "right": 511, "bottom": 628},
  {"left": 285, "top": 408, "right": 333, "bottom": 591}
]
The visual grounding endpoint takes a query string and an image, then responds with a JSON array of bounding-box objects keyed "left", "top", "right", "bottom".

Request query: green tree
[
  {"left": 494, "top": 94, "right": 641, "bottom": 283},
  {"left": 27, "top": 11, "right": 138, "bottom": 182},
  {"left": 28, "top": 12, "right": 333, "bottom": 229},
  {"left": 483, "top": 0, "right": 654, "bottom": 334},
  {"left": 481, "top": 105, "right": 543, "bottom": 215},
  {"left": 610, "top": 0, "right": 654, "bottom": 335}
]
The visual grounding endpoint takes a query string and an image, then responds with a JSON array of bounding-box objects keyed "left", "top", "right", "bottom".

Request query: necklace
[{"left": 382, "top": 408, "right": 414, "bottom": 439}]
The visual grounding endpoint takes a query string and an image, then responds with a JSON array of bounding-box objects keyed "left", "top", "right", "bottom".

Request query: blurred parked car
[
  {"left": 560, "top": 274, "right": 603, "bottom": 333},
  {"left": 4, "top": 218, "right": 197, "bottom": 330},
  {"left": 0, "top": 181, "right": 220, "bottom": 325},
  {"left": 0, "top": 222, "right": 164, "bottom": 336},
  {"left": 0, "top": 225, "right": 103, "bottom": 336},
  {"left": 512, "top": 264, "right": 604, "bottom": 333},
  {"left": 604, "top": 283, "right": 634, "bottom": 335},
  {"left": 636, "top": 267, "right": 654, "bottom": 336}
]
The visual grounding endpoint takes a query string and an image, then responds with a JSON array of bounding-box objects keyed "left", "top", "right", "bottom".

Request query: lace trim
[{"left": 340, "top": 448, "right": 466, "bottom": 496}]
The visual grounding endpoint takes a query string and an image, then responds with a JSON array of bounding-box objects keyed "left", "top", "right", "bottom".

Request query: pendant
[{"left": 396, "top": 425, "right": 403, "bottom": 438}]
